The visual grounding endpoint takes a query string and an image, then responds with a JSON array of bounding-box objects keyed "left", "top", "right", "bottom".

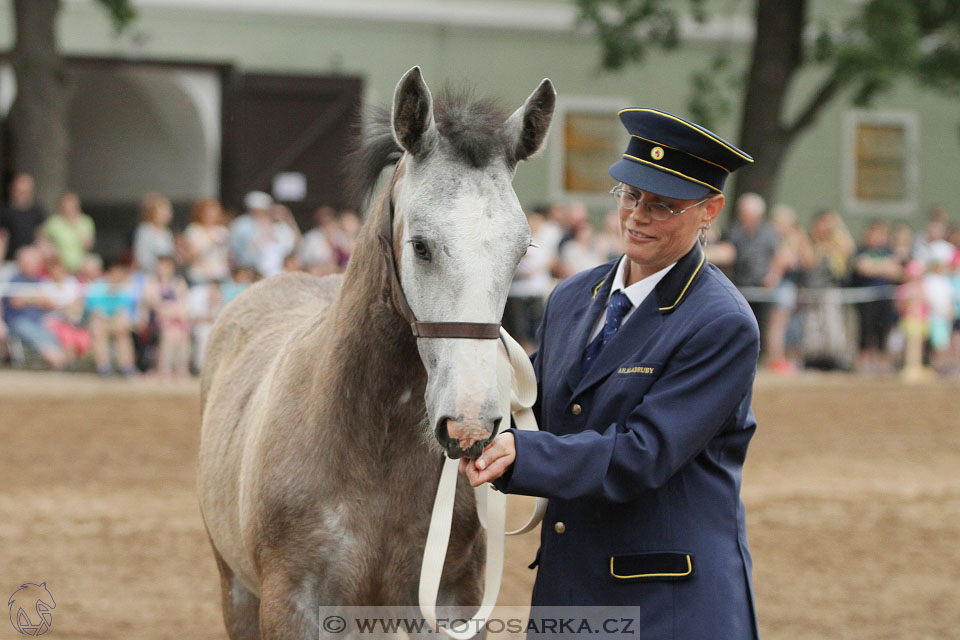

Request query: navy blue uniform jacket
[{"left": 494, "top": 242, "right": 761, "bottom": 639}]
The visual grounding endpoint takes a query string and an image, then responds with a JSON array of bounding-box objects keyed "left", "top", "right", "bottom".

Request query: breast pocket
[{"left": 602, "top": 361, "right": 662, "bottom": 421}]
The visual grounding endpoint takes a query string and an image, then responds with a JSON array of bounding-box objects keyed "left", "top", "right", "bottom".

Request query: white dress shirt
[{"left": 589, "top": 256, "right": 677, "bottom": 341}]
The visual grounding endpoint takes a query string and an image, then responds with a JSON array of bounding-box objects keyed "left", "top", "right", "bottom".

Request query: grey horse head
[{"left": 389, "top": 66, "right": 555, "bottom": 459}]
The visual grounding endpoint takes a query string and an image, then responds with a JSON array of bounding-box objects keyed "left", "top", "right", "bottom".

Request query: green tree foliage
[
  {"left": 95, "top": 0, "right": 138, "bottom": 32},
  {"left": 575, "top": 0, "right": 960, "bottom": 206}
]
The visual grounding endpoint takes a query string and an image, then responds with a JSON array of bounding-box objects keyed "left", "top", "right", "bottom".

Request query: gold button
[
  {"left": 571, "top": 403, "right": 582, "bottom": 415},
  {"left": 554, "top": 521, "right": 566, "bottom": 534}
]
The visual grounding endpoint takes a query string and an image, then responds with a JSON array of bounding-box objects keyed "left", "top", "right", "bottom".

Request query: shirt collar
[{"left": 609, "top": 255, "right": 676, "bottom": 309}]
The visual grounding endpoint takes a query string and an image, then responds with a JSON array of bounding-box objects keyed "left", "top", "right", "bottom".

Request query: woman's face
[
  {"left": 200, "top": 203, "right": 221, "bottom": 226},
  {"left": 59, "top": 195, "right": 81, "bottom": 219},
  {"left": 617, "top": 185, "right": 721, "bottom": 283},
  {"left": 812, "top": 214, "right": 834, "bottom": 241},
  {"left": 865, "top": 224, "right": 889, "bottom": 248},
  {"left": 155, "top": 202, "right": 173, "bottom": 227},
  {"left": 155, "top": 258, "right": 175, "bottom": 280}
]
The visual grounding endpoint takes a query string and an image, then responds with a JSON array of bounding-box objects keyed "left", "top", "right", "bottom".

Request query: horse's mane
[{"left": 347, "top": 88, "right": 509, "bottom": 207}]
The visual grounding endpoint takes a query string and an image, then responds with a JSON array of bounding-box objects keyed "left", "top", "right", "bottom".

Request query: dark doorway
[{"left": 222, "top": 73, "right": 363, "bottom": 227}]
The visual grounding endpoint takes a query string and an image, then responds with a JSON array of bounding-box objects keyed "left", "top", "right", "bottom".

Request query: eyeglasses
[{"left": 610, "top": 185, "right": 714, "bottom": 221}]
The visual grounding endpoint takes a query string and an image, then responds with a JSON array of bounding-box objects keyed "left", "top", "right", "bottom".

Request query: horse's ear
[
  {"left": 504, "top": 78, "right": 556, "bottom": 166},
  {"left": 391, "top": 66, "right": 437, "bottom": 158}
]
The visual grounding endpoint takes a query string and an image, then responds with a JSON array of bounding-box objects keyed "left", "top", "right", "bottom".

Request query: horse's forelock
[
  {"left": 346, "top": 88, "right": 510, "bottom": 208},
  {"left": 433, "top": 87, "right": 508, "bottom": 168}
]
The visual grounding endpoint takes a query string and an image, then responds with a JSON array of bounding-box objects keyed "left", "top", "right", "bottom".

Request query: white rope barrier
[
  {"left": 0, "top": 281, "right": 138, "bottom": 301},
  {"left": 737, "top": 284, "right": 898, "bottom": 304},
  {"left": 0, "top": 282, "right": 902, "bottom": 304}
]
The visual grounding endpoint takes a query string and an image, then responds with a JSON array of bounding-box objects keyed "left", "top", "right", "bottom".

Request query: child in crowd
[
  {"left": 298, "top": 205, "right": 339, "bottom": 275},
  {"left": 145, "top": 255, "right": 190, "bottom": 378},
  {"left": 896, "top": 260, "right": 928, "bottom": 379},
  {"left": 0, "top": 314, "right": 7, "bottom": 362},
  {"left": 188, "top": 280, "right": 225, "bottom": 373},
  {"left": 85, "top": 258, "right": 138, "bottom": 377},
  {"left": 76, "top": 253, "right": 104, "bottom": 283},
  {"left": 924, "top": 243, "right": 957, "bottom": 374},
  {"left": 221, "top": 266, "right": 255, "bottom": 304},
  {"left": 282, "top": 253, "right": 301, "bottom": 273},
  {"left": 43, "top": 256, "right": 89, "bottom": 365},
  {"left": 950, "top": 252, "right": 960, "bottom": 373}
]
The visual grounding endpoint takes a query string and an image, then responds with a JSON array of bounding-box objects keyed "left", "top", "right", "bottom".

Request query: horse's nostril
[
  {"left": 435, "top": 417, "right": 451, "bottom": 445},
  {"left": 444, "top": 416, "right": 500, "bottom": 451},
  {"left": 490, "top": 416, "right": 502, "bottom": 440}
]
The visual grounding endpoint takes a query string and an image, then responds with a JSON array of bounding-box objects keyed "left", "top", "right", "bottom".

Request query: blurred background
[
  {"left": 0, "top": 2, "right": 959, "bottom": 638},
  {"left": 1, "top": 0, "right": 959, "bottom": 378}
]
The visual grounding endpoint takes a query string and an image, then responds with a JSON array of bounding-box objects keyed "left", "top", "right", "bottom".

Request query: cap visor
[{"left": 609, "top": 158, "right": 712, "bottom": 200}]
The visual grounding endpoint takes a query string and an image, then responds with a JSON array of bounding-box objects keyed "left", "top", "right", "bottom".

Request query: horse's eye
[{"left": 411, "top": 239, "right": 431, "bottom": 261}]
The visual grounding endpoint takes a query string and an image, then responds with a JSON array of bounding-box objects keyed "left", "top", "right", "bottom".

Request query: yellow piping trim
[
  {"left": 658, "top": 251, "right": 705, "bottom": 312},
  {"left": 591, "top": 279, "right": 605, "bottom": 299},
  {"left": 610, "top": 554, "right": 693, "bottom": 579},
  {"left": 619, "top": 108, "right": 754, "bottom": 163},
  {"left": 623, "top": 154, "right": 720, "bottom": 192},
  {"left": 630, "top": 135, "right": 730, "bottom": 173}
]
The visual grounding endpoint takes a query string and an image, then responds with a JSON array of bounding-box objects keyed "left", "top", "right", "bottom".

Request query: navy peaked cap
[{"left": 609, "top": 108, "right": 753, "bottom": 200}]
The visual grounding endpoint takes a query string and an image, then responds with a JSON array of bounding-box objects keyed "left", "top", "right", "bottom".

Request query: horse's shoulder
[
  {"left": 236, "top": 272, "right": 341, "bottom": 310},
  {"left": 201, "top": 272, "right": 343, "bottom": 401}
]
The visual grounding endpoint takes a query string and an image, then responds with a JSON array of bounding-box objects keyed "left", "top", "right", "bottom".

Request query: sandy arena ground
[{"left": 1, "top": 370, "right": 958, "bottom": 639}]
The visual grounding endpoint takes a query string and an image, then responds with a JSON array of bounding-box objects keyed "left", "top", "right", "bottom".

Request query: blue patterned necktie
[{"left": 581, "top": 290, "right": 633, "bottom": 375}]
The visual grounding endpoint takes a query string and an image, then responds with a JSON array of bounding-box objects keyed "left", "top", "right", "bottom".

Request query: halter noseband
[{"left": 377, "top": 180, "right": 502, "bottom": 340}]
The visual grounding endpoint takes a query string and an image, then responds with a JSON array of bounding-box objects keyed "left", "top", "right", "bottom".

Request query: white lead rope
[{"left": 418, "top": 328, "right": 547, "bottom": 639}]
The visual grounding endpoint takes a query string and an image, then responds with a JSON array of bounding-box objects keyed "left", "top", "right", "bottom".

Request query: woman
[
  {"left": 802, "top": 209, "right": 855, "bottom": 370},
  {"left": 462, "top": 109, "right": 760, "bottom": 639},
  {"left": 133, "top": 193, "right": 175, "bottom": 274},
  {"left": 41, "top": 192, "right": 95, "bottom": 274},
  {"left": 183, "top": 198, "right": 230, "bottom": 285}
]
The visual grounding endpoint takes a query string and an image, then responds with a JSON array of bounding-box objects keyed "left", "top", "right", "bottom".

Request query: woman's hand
[{"left": 459, "top": 431, "right": 515, "bottom": 487}]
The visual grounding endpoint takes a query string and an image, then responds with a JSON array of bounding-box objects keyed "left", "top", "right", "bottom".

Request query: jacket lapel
[
  {"left": 572, "top": 292, "right": 662, "bottom": 397},
  {"left": 562, "top": 260, "right": 619, "bottom": 393},
  {"left": 570, "top": 242, "right": 707, "bottom": 397}
]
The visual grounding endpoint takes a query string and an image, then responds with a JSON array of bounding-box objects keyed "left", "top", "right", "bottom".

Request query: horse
[{"left": 197, "top": 66, "right": 555, "bottom": 640}]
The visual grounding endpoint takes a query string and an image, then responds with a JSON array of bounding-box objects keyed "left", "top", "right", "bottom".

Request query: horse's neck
[{"left": 313, "top": 192, "right": 429, "bottom": 443}]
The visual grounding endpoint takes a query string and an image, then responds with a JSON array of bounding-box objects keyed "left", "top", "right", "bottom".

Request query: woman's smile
[{"left": 625, "top": 227, "right": 656, "bottom": 243}]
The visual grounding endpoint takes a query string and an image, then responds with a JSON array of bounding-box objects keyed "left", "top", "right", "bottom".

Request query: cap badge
[{"left": 651, "top": 146, "right": 665, "bottom": 161}]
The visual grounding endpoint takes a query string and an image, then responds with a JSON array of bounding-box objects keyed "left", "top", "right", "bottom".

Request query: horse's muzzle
[{"left": 436, "top": 416, "right": 501, "bottom": 459}]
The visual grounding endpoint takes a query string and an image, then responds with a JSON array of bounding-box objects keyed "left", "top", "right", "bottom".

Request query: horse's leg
[
  {"left": 211, "top": 544, "right": 261, "bottom": 640},
  {"left": 258, "top": 570, "right": 319, "bottom": 640}
]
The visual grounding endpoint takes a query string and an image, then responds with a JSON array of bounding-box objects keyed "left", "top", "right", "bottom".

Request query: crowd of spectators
[
  {"left": 2, "top": 171, "right": 959, "bottom": 378},
  {"left": 709, "top": 195, "right": 959, "bottom": 376},
  {"left": 0, "top": 174, "right": 360, "bottom": 377},
  {"left": 506, "top": 193, "right": 960, "bottom": 378}
]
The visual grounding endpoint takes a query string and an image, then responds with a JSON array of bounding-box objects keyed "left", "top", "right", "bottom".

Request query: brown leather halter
[{"left": 377, "top": 177, "right": 502, "bottom": 340}]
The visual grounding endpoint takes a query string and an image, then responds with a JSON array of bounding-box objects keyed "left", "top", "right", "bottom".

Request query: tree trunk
[
  {"left": 8, "top": 0, "right": 68, "bottom": 213},
  {"left": 731, "top": 0, "right": 806, "bottom": 216}
]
